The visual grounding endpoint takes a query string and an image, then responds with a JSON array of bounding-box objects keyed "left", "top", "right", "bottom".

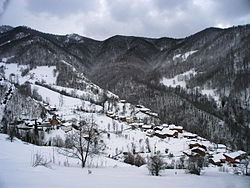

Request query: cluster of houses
[
  {"left": 135, "top": 104, "right": 159, "bottom": 118},
  {"left": 143, "top": 124, "right": 183, "bottom": 138},
  {"left": 14, "top": 100, "right": 248, "bottom": 168},
  {"left": 210, "top": 150, "right": 247, "bottom": 166},
  {"left": 15, "top": 114, "right": 60, "bottom": 131},
  {"left": 183, "top": 141, "right": 208, "bottom": 157},
  {"left": 106, "top": 111, "right": 134, "bottom": 123},
  {"left": 105, "top": 102, "right": 159, "bottom": 124},
  {"left": 182, "top": 140, "right": 248, "bottom": 166}
]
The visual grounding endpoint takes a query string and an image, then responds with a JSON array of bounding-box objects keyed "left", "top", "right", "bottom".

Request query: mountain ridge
[{"left": 0, "top": 24, "right": 249, "bottom": 150}]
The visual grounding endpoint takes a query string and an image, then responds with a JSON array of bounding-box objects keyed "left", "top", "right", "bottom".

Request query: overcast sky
[{"left": 0, "top": 0, "right": 249, "bottom": 40}]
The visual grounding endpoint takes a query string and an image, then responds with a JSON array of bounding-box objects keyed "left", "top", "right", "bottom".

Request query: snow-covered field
[{"left": 0, "top": 134, "right": 250, "bottom": 188}]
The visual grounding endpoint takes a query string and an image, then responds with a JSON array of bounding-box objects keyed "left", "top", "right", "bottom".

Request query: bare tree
[
  {"left": 60, "top": 117, "right": 103, "bottom": 168},
  {"left": 241, "top": 156, "right": 250, "bottom": 176},
  {"left": 147, "top": 154, "right": 165, "bottom": 176},
  {"left": 59, "top": 94, "right": 64, "bottom": 107}
]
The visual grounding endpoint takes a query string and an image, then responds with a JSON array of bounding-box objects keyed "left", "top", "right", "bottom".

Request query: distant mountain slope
[{"left": 0, "top": 25, "right": 249, "bottom": 150}]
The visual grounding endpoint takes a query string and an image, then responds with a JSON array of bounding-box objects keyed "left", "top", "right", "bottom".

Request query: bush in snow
[
  {"left": 134, "top": 154, "right": 146, "bottom": 167},
  {"left": 124, "top": 152, "right": 146, "bottom": 167},
  {"left": 32, "top": 152, "right": 51, "bottom": 168},
  {"left": 147, "top": 154, "right": 165, "bottom": 176},
  {"left": 186, "top": 155, "right": 205, "bottom": 175}
]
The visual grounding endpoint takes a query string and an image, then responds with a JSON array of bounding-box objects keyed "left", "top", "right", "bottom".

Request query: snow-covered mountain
[
  {"left": 0, "top": 25, "right": 249, "bottom": 152},
  {"left": 0, "top": 26, "right": 250, "bottom": 186}
]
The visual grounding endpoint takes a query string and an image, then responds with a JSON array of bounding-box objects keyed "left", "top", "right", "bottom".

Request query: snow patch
[
  {"left": 173, "top": 50, "right": 198, "bottom": 61},
  {"left": 160, "top": 69, "right": 197, "bottom": 89}
]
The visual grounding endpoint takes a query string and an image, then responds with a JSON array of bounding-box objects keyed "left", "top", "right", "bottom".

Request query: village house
[
  {"left": 183, "top": 132, "right": 197, "bottom": 139},
  {"left": 191, "top": 146, "right": 206, "bottom": 156},
  {"left": 169, "top": 124, "right": 183, "bottom": 133},
  {"left": 216, "top": 144, "right": 227, "bottom": 153},
  {"left": 144, "top": 111, "right": 159, "bottom": 118},
  {"left": 189, "top": 141, "right": 207, "bottom": 151},
  {"left": 139, "top": 107, "right": 150, "bottom": 113},
  {"left": 106, "top": 111, "right": 114, "bottom": 116},
  {"left": 162, "top": 124, "right": 169, "bottom": 128},
  {"left": 223, "top": 151, "right": 247, "bottom": 163},
  {"left": 61, "top": 122, "right": 73, "bottom": 133},
  {"left": 153, "top": 126, "right": 164, "bottom": 131},
  {"left": 142, "top": 124, "right": 153, "bottom": 130},
  {"left": 183, "top": 150, "right": 200, "bottom": 158},
  {"left": 155, "top": 130, "right": 167, "bottom": 139},
  {"left": 125, "top": 117, "right": 134, "bottom": 123},
  {"left": 136, "top": 104, "right": 144, "bottom": 108},
  {"left": 120, "top": 99, "right": 127, "bottom": 103},
  {"left": 210, "top": 153, "right": 226, "bottom": 166},
  {"left": 129, "top": 122, "right": 144, "bottom": 129},
  {"left": 118, "top": 116, "right": 126, "bottom": 122},
  {"left": 155, "top": 129, "right": 178, "bottom": 139}
]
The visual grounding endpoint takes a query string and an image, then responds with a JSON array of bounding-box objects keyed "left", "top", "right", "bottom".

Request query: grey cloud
[
  {"left": 106, "top": 0, "right": 151, "bottom": 23},
  {"left": 0, "top": 0, "right": 249, "bottom": 40},
  {"left": 153, "top": 0, "right": 190, "bottom": 11},
  {"left": 26, "top": 0, "right": 99, "bottom": 17},
  {"left": 214, "top": 0, "right": 250, "bottom": 19},
  {"left": 0, "top": 0, "right": 9, "bottom": 18}
]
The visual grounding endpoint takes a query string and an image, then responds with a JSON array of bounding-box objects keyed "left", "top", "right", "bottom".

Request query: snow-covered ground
[
  {"left": 0, "top": 62, "right": 58, "bottom": 85},
  {"left": 0, "top": 134, "right": 250, "bottom": 188},
  {"left": 160, "top": 69, "right": 197, "bottom": 88},
  {"left": 173, "top": 50, "right": 198, "bottom": 61},
  {"left": 160, "top": 69, "right": 221, "bottom": 105}
]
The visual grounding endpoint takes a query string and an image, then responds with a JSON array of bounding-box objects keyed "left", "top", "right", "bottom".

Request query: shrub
[
  {"left": 32, "top": 152, "right": 51, "bottom": 168},
  {"left": 124, "top": 152, "right": 146, "bottom": 167},
  {"left": 186, "top": 155, "right": 205, "bottom": 175},
  {"left": 134, "top": 154, "right": 146, "bottom": 167}
]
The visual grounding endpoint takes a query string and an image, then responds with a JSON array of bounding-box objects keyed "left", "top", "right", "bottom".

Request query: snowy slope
[
  {"left": 160, "top": 69, "right": 221, "bottom": 105},
  {"left": 0, "top": 55, "right": 249, "bottom": 187},
  {"left": 1, "top": 134, "right": 250, "bottom": 188}
]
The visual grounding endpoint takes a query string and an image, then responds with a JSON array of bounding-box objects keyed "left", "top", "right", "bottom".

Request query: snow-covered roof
[
  {"left": 154, "top": 126, "right": 163, "bottom": 130},
  {"left": 191, "top": 146, "right": 206, "bottom": 152},
  {"left": 159, "top": 128, "right": 178, "bottom": 135},
  {"left": 142, "top": 125, "right": 152, "bottom": 129},
  {"left": 106, "top": 111, "right": 114, "bottom": 115},
  {"left": 129, "top": 122, "right": 144, "bottom": 126},
  {"left": 146, "top": 129, "right": 155, "bottom": 134},
  {"left": 62, "top": 122, "right": 72, "bottom": 127},
  {"left": 183, "top": 132, "right": 197, "bottom": 138},
  {"left": 136, "top": 105, "right": 144, "bottom": 108},
  {"left": 169, "top": 124, "right": 183, "bottom": 130},
  {"left": 217, "top": 144, "right": 227, "bottom": 149},
  {"left": 162, "top": 124, "right": 168, "bottom": 128},
  {"left": 212, "top": 153, "right": 226, "bottom": 163},
  {"left": 140, "top": 108, "right": 150, "bottom": 112},
  {"left": 224, "top": 151, "right": 246, "bottom": 159}
]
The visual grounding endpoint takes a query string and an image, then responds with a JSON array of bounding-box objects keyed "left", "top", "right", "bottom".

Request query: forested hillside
[{"left": 0, "top": 25, "right": 249, "bottom": 150}]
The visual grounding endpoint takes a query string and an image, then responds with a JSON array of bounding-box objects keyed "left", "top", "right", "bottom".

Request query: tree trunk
[{"left": 83, "top": 139, "right": 91, "bottom": 168}]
